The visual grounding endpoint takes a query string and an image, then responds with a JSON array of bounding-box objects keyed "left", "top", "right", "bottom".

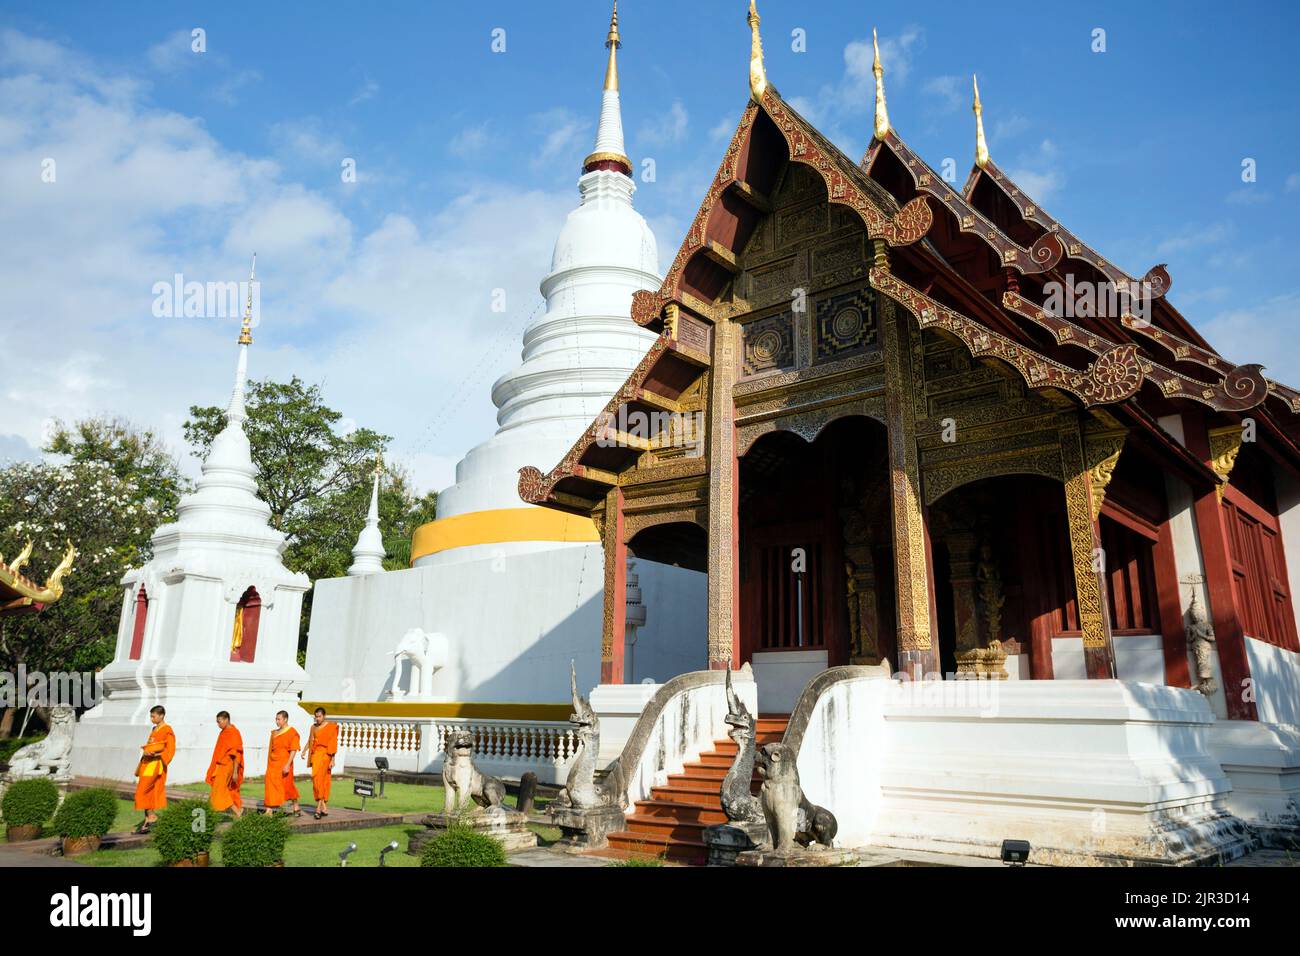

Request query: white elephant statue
[
  {"left": 387, "top": 628, "right": 449, "bottom": 702},
  {"left": 5, "top": 706, "right": 75, "bottom": 783}
]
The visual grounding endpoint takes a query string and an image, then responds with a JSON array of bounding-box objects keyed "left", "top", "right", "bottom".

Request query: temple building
[
  {"left": 70, "top": 271, "right": 312, "bottom": 784},
  {"left": 518, "top": 11, "right": 1300, "bottom": 727},
  {"left": 303, "top": 6, "right": 706, "bottom": 706}
]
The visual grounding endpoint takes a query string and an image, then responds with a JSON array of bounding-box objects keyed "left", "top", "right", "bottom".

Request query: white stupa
[
  {"left": 304, "top": 6, "right": 707, "bottom": 706},
  {"left": 72, "top": 263, "right": 311, "bottom": 784},
  {"left": 411, "top": 2, "right": 661, "bottom": 566},
  {"left": 348, "top": 459, "right": 386, "bottom": 576}
]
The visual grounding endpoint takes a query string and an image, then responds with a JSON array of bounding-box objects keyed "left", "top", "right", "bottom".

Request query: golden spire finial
[
  {"left": 748, "top": 0, "right": 767, "bottom": 102},
  {"left": 373, "top": 452, "right": 384, "bottom": 479},
  {"left": 604, "top": 1, "right": 621, "bottom": 92},
  {"left": 973, "top": 74, "right": 990, "bottom": 168},
  {"left": 872, "top": 28, "right": 890, "bottom": 141},
  {"left": 238, "top": 253, "right": 256, "bottom": 346}
]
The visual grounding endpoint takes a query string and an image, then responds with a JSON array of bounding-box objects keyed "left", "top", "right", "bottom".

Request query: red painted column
[
  {"left": 128, "top": 587, "right": 148, "bottom": 661},
  {"left": 600, "top": 487, "right": 628, "bottom": 685},
  {"left": 1153, "top": 518, "right": 1191, "bottom": 688},
  {"left": 1182, "top": 415, "right": 1256, "bottom": 719}
]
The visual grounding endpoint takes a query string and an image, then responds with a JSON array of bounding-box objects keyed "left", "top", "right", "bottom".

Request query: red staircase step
[{"left": 589, "top": 714, "right": 790, "bottom": 867}]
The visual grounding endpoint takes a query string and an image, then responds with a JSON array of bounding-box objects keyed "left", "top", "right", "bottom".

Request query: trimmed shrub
[
  {"left": 419, "top": 824, "right": 508, "bottom": 867},
  {"left": 152, "top": 799, "right": 215, "bottom": 864},
  {"left": 52, "top": 788, "right": 117, "bottom": 838},
  {"left": 1, "top": 777, "right": 60, "bottom": 828},
  {"left": 221, "top": 812, "right": 291, "bottom": 867}
]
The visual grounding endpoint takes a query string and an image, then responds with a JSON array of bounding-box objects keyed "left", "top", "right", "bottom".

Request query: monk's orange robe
[
  {"left": 133, "top": 723, "right": 176, "bottom": 811},
  {"left": 206, "top": 725, "right": 244, "bottom": 812},
  {"left": 263, "top": 727, "right": 301, "bottom": 808},
  {"left": 309, "top": 721, "right": 338, "bottom": 802}
]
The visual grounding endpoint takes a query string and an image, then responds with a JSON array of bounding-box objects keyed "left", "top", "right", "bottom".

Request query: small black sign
[{"left": 353, "top": 778, "right": 376, "bottom": 798}]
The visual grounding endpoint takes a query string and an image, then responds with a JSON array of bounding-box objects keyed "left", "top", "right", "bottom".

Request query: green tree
[
  {"left": 184, "top": 377, "right": 436, "bottom": 644},
  {"left": 0, "top": 417, "right": 187, "bottom": 736}
]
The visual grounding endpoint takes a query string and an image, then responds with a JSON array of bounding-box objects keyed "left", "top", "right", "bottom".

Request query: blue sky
[{"left": 2, "top": 0, "right": 1298, "bottom": 492}]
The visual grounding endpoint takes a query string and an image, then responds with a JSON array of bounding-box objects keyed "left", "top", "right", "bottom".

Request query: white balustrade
[{"left": 335, "top": 715, "right": 579, "bottom": 785}]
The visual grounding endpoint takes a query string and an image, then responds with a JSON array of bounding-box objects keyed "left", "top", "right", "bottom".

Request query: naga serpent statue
[
  {"left": 553, "top": 661, "right": 623, "bottom": 809},
  {"left": 719, "top": 667, "right": 764, "bottom": 825}
]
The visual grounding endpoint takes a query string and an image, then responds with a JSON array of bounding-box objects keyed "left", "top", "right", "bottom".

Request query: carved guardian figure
[
  {"left": 754, "top": 742, "right": 837, "bottom": 853},
  {"left": 4, "top": 706, "right": 75, "bottom": 783},
  {"left": 441, "top": 730, "right": 509, "bottom": 815},
  {"left": 1186, "top": 592, "right": 1218, "bottom": 697},
  {"left": 720, "top": 668, "right": 763, "bottom": 824},
  {"left": 553, "top": 661, "right": 620, "bottom": 809}
]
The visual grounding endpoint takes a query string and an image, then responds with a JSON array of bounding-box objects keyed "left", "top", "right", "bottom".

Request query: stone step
[
  {"left": 621, "top": 814, "right": 710, "bottom": 841},
  {"left": 650, "top": 785, "right": 724, "bottom": 808},
  {"left": 633, "top": 800, "right": 729, "bottom": 825},
  {"left": 605, "top": 831, "right": 708, "bottom": 865},
  {"left": 677, "top": 763, "right": 729, "bottom": 781}
]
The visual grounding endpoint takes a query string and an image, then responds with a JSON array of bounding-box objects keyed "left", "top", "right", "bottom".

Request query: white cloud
[
  {"left": 922, "top": 75, "right": 963, "bottom": 112},
  {"left": 1006, "top": 139, "right": 1064, "bottom": 202},
  {"left": 449, "top": 122, "right": 493, "bottom": 158},
  {"left": 1286, "top": 172, "right": 1300, "bottom": 193},
  {"left": 1156, "top": 222, "right": 1232, "bottom": 257},
  {"left": 146, "top": 30, "right": 199, "bottom": 73},
  {"left": 532, "top": 108, "right": 590, "bottom": 168},
  {"left": 639, "top": 101, "right": 688, "bottom": 146},
  {"left": 0, "top": 30, "right": 576, "bottom": 495},
  {"left": 349, "top": 76, "right": 379, "bottom": 107},
  {"left": 1202, "top": 292, "right": 1300, "bottom": 385}
]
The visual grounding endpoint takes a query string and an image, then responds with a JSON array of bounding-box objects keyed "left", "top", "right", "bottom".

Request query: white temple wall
[
  {"left": 1274, "top": 464, "right": 1300, "bottom": 638},
  {"left": 1245, "top": 637, "right": 1300, "bottom": 727},
  {"left": 1050, "top": 634, "right": 1165, "bottom": 683},
  {"left": 305, "top": 548, "right": 705, "bottom": 705}
]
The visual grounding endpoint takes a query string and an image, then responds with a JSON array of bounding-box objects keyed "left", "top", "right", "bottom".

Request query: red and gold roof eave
[
  {"left": 862, "top": 126, "right": 1300, "bottom": 421},
  {"left": 961, "top": 157, "right": 1300, "bottom": 419}
]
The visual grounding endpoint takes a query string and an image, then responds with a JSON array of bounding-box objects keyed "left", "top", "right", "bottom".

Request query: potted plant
[
  {"left": 51, "top": 788, "right": 118, "bottom": 856},
  {"left": 418, "top": 823, "right": 509, "bottom": 867},
  {"left": 1, "top": 778, "right": 60, "bottom": 842},
  {"left": 152, "top": 799, "right": 215, "bottom": 867},
  {"left": 221, "top": 812, "right": 291, "bottom": 867}
]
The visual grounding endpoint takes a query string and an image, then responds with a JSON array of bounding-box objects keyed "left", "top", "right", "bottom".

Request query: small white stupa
[
  {"left": 72, "top": 259, "right": 312, "bottom": 784},
  {"left": 347, "top": 458, "right": 386, "bottom": 576}
]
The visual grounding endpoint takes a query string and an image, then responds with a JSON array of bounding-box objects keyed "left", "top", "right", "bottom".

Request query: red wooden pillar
[
  {"left": 600, "top": 487, "right": 628, "bottom": 685},
  {"left": 1153, "top": 517, "right": 1191, "bottom": 688},
  {"left": 1182, "top": 415, "right": 1256, "bottom": 719}
]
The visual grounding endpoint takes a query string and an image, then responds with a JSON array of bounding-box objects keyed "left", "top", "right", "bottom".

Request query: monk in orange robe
[
  {"left": 133, "top": 705, "right": 175, "bottom": 832},
  {"left": 302, "top": 707, "right": 338, "bottom": 820},
  {"left": 206, "top": 711, "right": 245, "bottom": 816},
  {"left": 263, "top": 710, "right": 301, "bottom": 816}
]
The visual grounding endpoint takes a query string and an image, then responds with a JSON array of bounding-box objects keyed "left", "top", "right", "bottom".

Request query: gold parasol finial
[
  {"left": 238, "top": 253, "right": 256, "bottom": 346},
  {"left": 973, "top": 74, "right": 990, "bottom": 168},
  {"left": 604, "top": 2, "right": 621, "bottom": 91},
  {"left": 872, "top": 29, "right": 890, "bottom": 141},
  {"left": 748, "top": 0, "right": 767, "bottom": 101}
]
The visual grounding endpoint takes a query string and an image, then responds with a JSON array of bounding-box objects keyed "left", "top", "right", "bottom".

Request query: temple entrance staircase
[{"left": 595, "top": 713, "right": 789, "bottom": 865}]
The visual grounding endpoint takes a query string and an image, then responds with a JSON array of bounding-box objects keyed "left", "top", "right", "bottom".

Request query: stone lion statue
[
  {"left": 4, "top": 706, "right": 75, "bottom": 783},
  {"left": 754, "top": 742, "right": 837, "bottom": 854},
  {"left": 441, "top": 730, "right": 509, "bottom": 815}
]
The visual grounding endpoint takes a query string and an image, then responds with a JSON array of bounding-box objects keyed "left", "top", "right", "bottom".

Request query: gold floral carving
[
  {"left": 1208, "top": 425, "right": 1244, "bottom": 501},
  {"left": 706, "top": 322, "right": 741, "bottom": 665},
  {"left": 1084, "top": 431, "right": 1126, "bottom": 517},
  {"left": 1060, "top": 423, "right": 1112, "bottom": 652},
  {"left": 881, "top": 298, "right": 932, "bottom": 653}
]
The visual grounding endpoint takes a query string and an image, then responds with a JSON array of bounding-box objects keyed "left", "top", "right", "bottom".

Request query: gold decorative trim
[{"left": 1208, "top": 425, "right": 1244, "bottom": 500}]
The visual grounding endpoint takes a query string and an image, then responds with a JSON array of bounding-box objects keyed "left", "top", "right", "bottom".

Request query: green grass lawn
[
  {"left": 163, "top": 777, "right": 450, "bottom": 815},
  {"left": 84, "top": 819, "right": 564, "bottom": 867}
]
